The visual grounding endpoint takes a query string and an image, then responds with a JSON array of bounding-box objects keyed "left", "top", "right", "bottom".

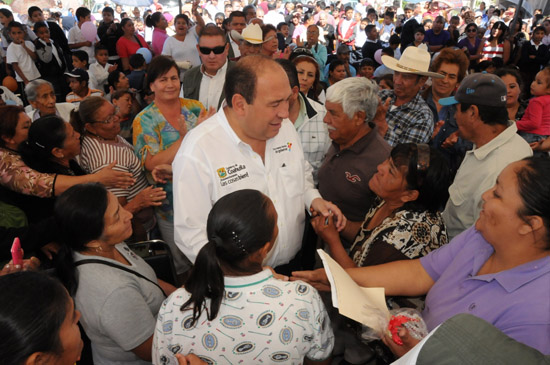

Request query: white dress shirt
[
  {"left": 173, "top": 108, "right": 321, "bottom": 266},
  {"left": 198, "top": 61, "right": 228, "bottom": 109}
]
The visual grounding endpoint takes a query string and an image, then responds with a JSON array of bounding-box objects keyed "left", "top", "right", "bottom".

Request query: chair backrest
[{"left": 127, "top": 239, "right": 180, "bottom": 287}]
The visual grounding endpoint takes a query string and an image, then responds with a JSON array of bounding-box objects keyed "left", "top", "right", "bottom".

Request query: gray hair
[
  {"left": 25, "top": 79, "right": 54, "bottom": 102},
  {"left": 326, "top": 77, "right": 379, "bottom": 122}
]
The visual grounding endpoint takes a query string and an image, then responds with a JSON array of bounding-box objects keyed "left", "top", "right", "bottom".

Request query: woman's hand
[
  {"left": 152, "top": 164, "right": 173, "bottom": 183},
  {"left": 94, "top": 161, "right": 135, "bottom": 188},
  {"left": 40, "top": 242, "right": 60, "bottom": 260},
  {"left": 197, "top": 107, "right": 216, "bottom": 125},
  {"left": 134, "top": 186, "right": 166, "bottom": 208},
  {"left": 441, "top": 131, "right": 459, "bottom": 149},
  {"left": 310, "top": 198, "right": 346, "bottom": 232},
  {"left": 382, "top": 326, "right": 421, "bottom": 358},
  {"left": 311, "top": 214, "right": 340, "bottom": 246},
  {"left": 530, "top": 138, "right": 550, "bottom": 152},
  {"left": 291, "top": 268, "right": 331, "bottom": 291},
  {"left": 1, "top": 257, "right": 40, "bottom": 276}
]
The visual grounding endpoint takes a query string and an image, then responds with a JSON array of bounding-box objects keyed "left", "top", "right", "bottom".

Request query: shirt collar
[
  {"left": 200, "top": 59, "right": 228, "bottom": 78},
  {"left": 224, "top": 269, "right": 273, "bottom": 288},
  {"left": 333, "top": 123, "right": 378, "bottom": 154},
  {"left": 471, "top": 122, "right": 517, "bottom": 160}
]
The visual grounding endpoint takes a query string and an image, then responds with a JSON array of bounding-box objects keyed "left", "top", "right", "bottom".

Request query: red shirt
[{"left": 116, "top": 34, "right": 147, "bottom": 58}]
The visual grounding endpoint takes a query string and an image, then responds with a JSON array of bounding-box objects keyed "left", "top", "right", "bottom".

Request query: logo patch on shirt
[
  {"left": 273, "top": 142, "right": 292, "bottom": 154},
  {"left": 345, "top": 171, "right": 361, "bottom": 183},
  {"left": 216, "top": 164, "right": 249, "bottom": 187}
]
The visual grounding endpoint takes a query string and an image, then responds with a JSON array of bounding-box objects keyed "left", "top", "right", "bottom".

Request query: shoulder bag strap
[{"left": 75, "top": 259, "right": 166, "bottom": 297}]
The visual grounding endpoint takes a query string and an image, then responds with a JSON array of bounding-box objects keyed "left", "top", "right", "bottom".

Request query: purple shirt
[
  {"left": 424, "top": 29, "right": 450, "bottom": 47},
  {"left": 420, "top": 226, "right": 550, "bottom": 354}
]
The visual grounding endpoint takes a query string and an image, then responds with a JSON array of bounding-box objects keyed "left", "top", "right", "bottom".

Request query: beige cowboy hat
[
  {"left": 382, "top": 44, "right": 444, "bottom": 79},
  {"left": 230, "top": 23, "right": 271, "bottom": 44}
]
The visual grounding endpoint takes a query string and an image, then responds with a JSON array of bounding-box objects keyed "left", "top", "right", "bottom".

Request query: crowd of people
[{"left": 0, "top": 0, "right": 549, "bottom": 364}]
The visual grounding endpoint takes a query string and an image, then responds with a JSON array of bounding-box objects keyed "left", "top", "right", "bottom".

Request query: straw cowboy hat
[
  {"left": 230, "top": 23, "right": 270, "bottom": 44},
  {"left": 382, "top": 44, "right": 444, "bottom": 79}
]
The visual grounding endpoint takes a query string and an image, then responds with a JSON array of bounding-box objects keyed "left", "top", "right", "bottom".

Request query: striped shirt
[
  {"left": 79, "top": 135, "right": 149, "bottom": 200},
  {"left": 481, "top": 41, "right": 504, "bottom": 59}
]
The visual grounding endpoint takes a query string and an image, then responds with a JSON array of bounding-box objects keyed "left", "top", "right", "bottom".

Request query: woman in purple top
[
  {"left": 294, "top": 156, "right": 550, "bottom": 356},
  {"left": 146, "top": 11, "right": 168, "bottom": 56},
  {"left": 457, "top": 23, "right": 482, "bottom": 69}
]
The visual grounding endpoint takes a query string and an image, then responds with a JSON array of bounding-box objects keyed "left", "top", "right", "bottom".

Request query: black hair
[
  {"left": 495, "top": 66, "right": 524, "bottom": 99},
  {"left": 0, "top": 105, "right": 24, "bottom": 148},
  {"left": 377, "top": 73, "right": 394, "bottom": 88},
  {"left": 120, "top": 17, "right": 133, "bottom": 28},
  {"left": 228, "top": 10, "right": 245, "bottom": 23},
  {"left": 182, "top": 189, "right": 277, "bottom": 325},
  {"left": 72, "top": 50, "right": 89, "bottom": 65},
  {"left": 381, "top": 46, "right": 394, "bottom": 57},
  {"left": 70, "top": 96, "right": 107, "bottom": 134},
  {"left": 19, "top": 115, "right": 68, "bottom": 172},
  {"left": 94, "top": 44, "right": 108, "bottom": 54},
  {"left": 129, "top": 53, "right": 145, "bottom": 69},
  {"left": 8, "top": 21, "right": 24, "bottom": 32},
  {"left": 344, "top": 5, "right": 353, "bottom": 12},
  {"left": 75, "top": 7, "right": 91, "bottom": 21},
  {"left": 108, "top": 69, "right": 123, "bottom": 89},
  {"left": 489, "top": 21, "right": 508, "bottom": 43},
  {"left": 199, "top": 23, "right": 226, "bottom": 40},
  {"left": 102, "top": 6, "right": 114, "bottom": 15},
  {"left": 276, "top": 21, "right": 288, "bottom": 31},
  {"left": 54, "top": 183, "right": 110, "bottom": 295},
  {"left": 389, "top": 33, "right": 400, "bottom": 45},
  {"left": 414, "top": 26, "right": 425, "bottom": 35},
  {"left": 400, "top": 19, "right": 420, "bottom": 49},
  {"left": 27, "top": 6, "right": 41, "bottom": 17},
  {"left": 390, "top": 143, "right": 450, "bottom": 212},
  {"left": 365, "top": 24, "right": 376, "bottom": 34},
  {"left": 360, "top": 58, "right": 375, "bottom": 68},
  {"left": 145, "top": 11, "right": 162, "bottom": 28},
  {"left": 174, "top": 13, "right": 190, "bottom": 26},
  {"left": 33, "top": 21, "right": 48, "bottom": 33},
  {"left": 328, "top": 59, "right": 345, "bottom": 74},
  {"left": 460, "top": 103, "right": 508, "bottom": 126},
  {"left": 146, "top": 55, "right": 179, "bottom": 89},
  {"left": 276, "top": 59, "right": 299, "bottom": 89},
  {"left": 0, "top": 272, "right": 70, "bottom": 364},
  {"left": 533, "top": 25, "right": 546, "bottom": 34},
  {"left": 516, "top": 157, "right": 550, "bottom": 247},
  {"left": 0, "top": 8, "right": 13, "bottom": 19}
]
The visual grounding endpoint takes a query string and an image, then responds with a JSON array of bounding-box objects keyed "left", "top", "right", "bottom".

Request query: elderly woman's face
[
  {"left": 86, "top": 102, "right": 121, "bottom": 141},
  {"left": 101, "top": 192, "right": 133, "bottom": 244},
  {"left": 476, "top": 161, "right": 526, "bottom": 244},
  {"left": 368, "top": 158, "right": 412, "bottom": 202},
  {"left": 149, "top": 66, "right": 180, "bottom": 101}
]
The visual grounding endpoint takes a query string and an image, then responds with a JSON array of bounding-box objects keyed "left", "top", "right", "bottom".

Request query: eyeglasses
[
  {"left": 198, "top": 45, "right": 226, "bottom": 55},
  {"left": 91, "top": 107, "right": 120, "bottom": 124}
]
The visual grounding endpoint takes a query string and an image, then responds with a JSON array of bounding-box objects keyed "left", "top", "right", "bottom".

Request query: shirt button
[{"left": 468, "top": 303, "right": 476, "bottom": 311}]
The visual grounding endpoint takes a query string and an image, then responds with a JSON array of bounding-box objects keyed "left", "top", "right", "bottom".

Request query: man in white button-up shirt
[{"left": 173, "top": 55, "right": 345, "bottom": 272}]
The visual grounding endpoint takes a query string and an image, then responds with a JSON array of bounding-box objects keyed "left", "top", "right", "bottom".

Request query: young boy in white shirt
[
  {"left": 68, "top": 7, "right": 96, "bottom": 63},
  {"left": 88, "top": 45, "right": 117, "bottom": 93},
  {"left": 6, "top": 22, "right": 40, "bottom": 100}
]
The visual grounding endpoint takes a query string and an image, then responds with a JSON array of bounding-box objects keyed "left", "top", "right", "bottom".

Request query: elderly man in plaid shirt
[{"left": 373, "top": 45, "right": 444, "bottom": 146}]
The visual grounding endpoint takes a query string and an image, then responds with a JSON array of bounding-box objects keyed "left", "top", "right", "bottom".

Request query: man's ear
[
  {"left": 231, "top": 94, "right": 248, "bottom": 116},
  {"left": 25, "top": 352, "right": 49, "bottom": 365},
  {"left": 353, "top": 110, "right": 366, "bottom": 126}
]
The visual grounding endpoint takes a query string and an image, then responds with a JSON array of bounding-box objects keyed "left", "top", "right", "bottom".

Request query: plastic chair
[{"left": 127, "top": 239, "right": 180, "bottom": 287}]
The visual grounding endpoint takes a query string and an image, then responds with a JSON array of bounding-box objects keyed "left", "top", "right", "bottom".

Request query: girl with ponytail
[{"left": 153, "top": 189, "right": 334, "bottom": 364}]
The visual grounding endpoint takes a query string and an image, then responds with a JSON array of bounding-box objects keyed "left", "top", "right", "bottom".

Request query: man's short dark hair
[
  {"left": 225, "top": 55, "right": 280, "bottom": 107},
  {"left": 199, "top": 24, "right": 226, "bottom": 41},
  {"left": 460, "top": 103, "right": 509, "bottom": 126},
  {"left": 228, "top": 10, "right": 245, "bottom": 23},
  {"left": 129, "top": 53, "right": 145, "bottom": 69},
  {"left": 275, "top": 59, "right": 299, "bottom": 89},
  {"left": 365, "top": 24, "right": 376, "bottom": 33},
  {"left": 102, "top": 6, "right": 114, "bottom": 15},
  {"left": 27, "top": 6, "right": 41, "bottom": 17},
  {"left": 276, "top": 22, "right": 288, "bottom": 31},
  {"left": 389, "top": 34, "right": 400, "bottom": 45},
  {"left": 75, "top": 7, "right": 91, "bottom": 21},
  {"left": 404, "top": 5, "right": 413, "bottom": 12},
  {"left": 344, "top": 5, "right": 353, "bottom": 12}
]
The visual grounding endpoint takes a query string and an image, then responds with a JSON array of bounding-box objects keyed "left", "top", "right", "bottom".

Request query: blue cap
[{"left": 438, "top": 73, "right": 507, "bottom": 107}]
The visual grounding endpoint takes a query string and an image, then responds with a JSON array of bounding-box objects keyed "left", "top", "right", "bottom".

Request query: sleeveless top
[{"left": 482, "top": 40, "right": 504, "bottom": 59}]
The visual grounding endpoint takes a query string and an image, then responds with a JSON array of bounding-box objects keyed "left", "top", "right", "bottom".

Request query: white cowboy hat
[
  {"left": 230, "top": 23, "right": 270, "bottom": 45},
  {"left": 382, "top": 44, "right": 444, "bottom": 79}
]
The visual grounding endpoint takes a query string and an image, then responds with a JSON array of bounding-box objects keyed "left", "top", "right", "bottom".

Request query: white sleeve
[
  {"left": 1, "top": 86, "right": 23, "bottom": 105},
  {"left": 161, "top": 37, "right": 172, "bottom": 55},
  {"left": 303, "top": 156, "right": 321, "bottom": 210},
  {"left": 172, "top": 150, "right": 213, "bottom": 263},
  {"left": 6, "top": 45, "right": 17, "bottom": 64},
  {"left": 67, "top": 27, "right": 77, "bottom": 44}
]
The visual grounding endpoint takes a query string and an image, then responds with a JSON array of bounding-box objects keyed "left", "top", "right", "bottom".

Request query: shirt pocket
[{"left": 278, "top": 160, "right": 304, "bottom": 198}]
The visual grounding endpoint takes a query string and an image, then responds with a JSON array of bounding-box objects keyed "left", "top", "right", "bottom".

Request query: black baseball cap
[{"left": 65, "top": 68, "right": 89, "bottom": 82}]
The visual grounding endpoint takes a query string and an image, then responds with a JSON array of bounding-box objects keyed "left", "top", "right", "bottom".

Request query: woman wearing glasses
[
  {"left": 133, "top": 56, "right": 209, "bottom": 273},
  {"left": 72, "top": 96, "right": 165, "bottom": 242},
  {"left": 457, "top": 23, "right": 482, "bottom": 69}
]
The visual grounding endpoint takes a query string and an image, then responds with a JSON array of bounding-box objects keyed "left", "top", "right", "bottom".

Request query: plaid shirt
[
  {"left": 295, "top": 94, "right": 330, "bottom": 184},
  {"left": 380, "top": 89, "right": 434, "bottom": 147}
]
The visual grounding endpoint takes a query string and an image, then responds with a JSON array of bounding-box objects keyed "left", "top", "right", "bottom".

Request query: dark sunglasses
[{"left": 198, "top": 45, "right": 226, "bottom": 55}]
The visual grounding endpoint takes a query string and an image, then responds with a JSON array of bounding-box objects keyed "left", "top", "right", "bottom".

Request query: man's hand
[
  {"left": 373, "top": 97, "right": 390, "bottom": 137},
  {"left": 40, "top": 242, "right": 60, "bottom": 260},
  {"left": 382, "top": 326, "right": 420, "bottom": 358},
  {"left": 152, "top": 164, "right": 173, "bottom": 183},
  {"left": 441, "top": 131, "right": 459, "bottom": 149},
  {"left": 431, "top": 120, "right": 444, "bottom": 140},
  {"left": 530, "top": 137, "right": 550, "bottom": 152},
  {"left": 310, "top": 198, "right": 346, "bottom": 231},
  {"left": 291, "top": 268, "right": 331, "bottom": 291}
]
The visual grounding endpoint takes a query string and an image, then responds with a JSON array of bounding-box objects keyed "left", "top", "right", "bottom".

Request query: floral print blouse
[
  {"left": 133, "top": 98, "right": 204, "bottom": 222},
  {"left": 0, "top": 148, "right": 55, "bottom": 198}
]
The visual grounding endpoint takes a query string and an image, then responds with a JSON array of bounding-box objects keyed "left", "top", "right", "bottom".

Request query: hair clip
[{"left": 231, "top": 231, "right": 247, "bottom": 254}]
